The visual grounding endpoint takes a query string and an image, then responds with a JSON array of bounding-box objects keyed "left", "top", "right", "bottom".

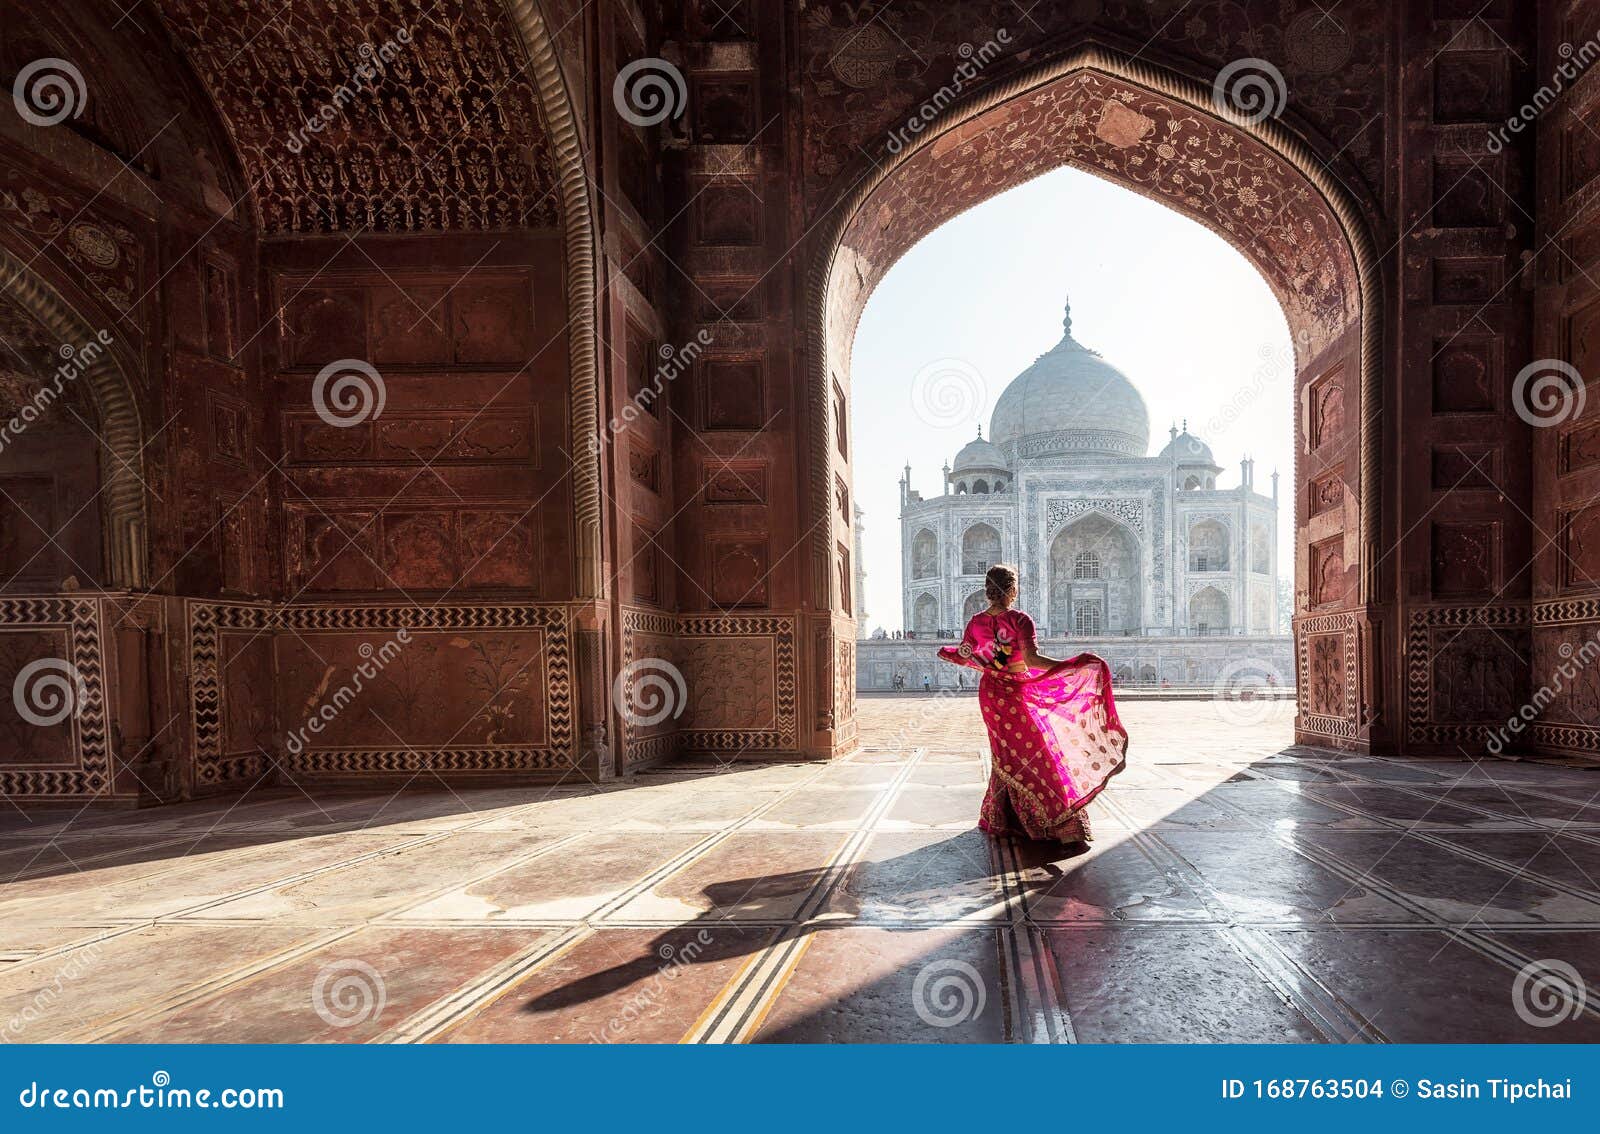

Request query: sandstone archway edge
[
  {"left": 0, "top": 244, "right": 148, "bottom": 589},
  {"left": 503, "top": 0, "right": 602, "bottom": 600},
  {"left": 806, "top": 43, "right": 1383, "bottom": 615}
]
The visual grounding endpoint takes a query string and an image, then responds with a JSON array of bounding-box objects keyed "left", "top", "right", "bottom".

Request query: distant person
[
  {"left": 922, "top": 674, "right": 931, "bottom": 693},
  {"left": 936, "top": 564, "right": 1127, "bottom": 846}
]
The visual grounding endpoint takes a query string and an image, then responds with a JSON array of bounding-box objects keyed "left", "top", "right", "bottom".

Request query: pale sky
[{"left": 851, "top": 165, "right": 1294, "bottom": 633}]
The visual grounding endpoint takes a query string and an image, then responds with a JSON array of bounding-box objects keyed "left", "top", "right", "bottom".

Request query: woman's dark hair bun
[{"left": 984, "top": 564, "right": 1018, "bottom": 604}]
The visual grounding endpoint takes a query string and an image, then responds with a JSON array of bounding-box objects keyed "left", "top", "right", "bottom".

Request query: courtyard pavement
[{"left": 2, "top": 698, "right": 1599, "bottom": 1043}]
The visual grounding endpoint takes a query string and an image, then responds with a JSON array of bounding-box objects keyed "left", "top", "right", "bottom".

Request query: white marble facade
[{"left": 888, "top": 300, "right": 1286, "bottom": 677}]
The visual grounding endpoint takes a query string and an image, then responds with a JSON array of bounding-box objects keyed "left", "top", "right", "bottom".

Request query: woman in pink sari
[{"left": 938, "top": 565, "right": 1127, "bottom": 845}]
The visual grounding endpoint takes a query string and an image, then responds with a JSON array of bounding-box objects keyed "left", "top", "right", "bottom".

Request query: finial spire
[
  {"left": 976, "top": 424, "right": 983, "bottom": 439},
  {"left": 1062, "top": 295, "right": 1073, "bottom": 337}
]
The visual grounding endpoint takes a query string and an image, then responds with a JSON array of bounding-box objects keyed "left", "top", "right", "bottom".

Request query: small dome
[
  {"left": 990, "top": 298, "right": 1149, "bottom": 460},
  {"left": 1160, "top": 425, "right": 1217, "bottom": 467},
  {"left": 952, "top": 427, "right": 1007, "bottom": 471}
]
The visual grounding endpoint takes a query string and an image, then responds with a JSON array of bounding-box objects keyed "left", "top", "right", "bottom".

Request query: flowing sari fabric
[{"left": 938, "top": 608, "right": 1128, "bottom": 843}]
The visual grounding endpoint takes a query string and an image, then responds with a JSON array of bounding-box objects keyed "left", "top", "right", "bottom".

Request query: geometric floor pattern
[{"left": 3, "top": 697, "right": 1599, "bottom": 1043}]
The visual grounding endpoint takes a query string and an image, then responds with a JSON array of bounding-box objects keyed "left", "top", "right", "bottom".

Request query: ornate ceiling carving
[{"left": 152, "top": 0, "right": 560, "bottom": 233}]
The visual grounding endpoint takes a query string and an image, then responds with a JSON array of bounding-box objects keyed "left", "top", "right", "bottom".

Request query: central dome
[{"left": 989, "top": 300, "right": 1150, "bottom": 460}]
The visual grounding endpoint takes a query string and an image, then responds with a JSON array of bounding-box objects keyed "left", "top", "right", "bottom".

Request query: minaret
[
  {"left": 899, "top": 461, "right": 910, "bottom": 511},
  {"left": 853, "top": 503, "right": 868, "bottom": 625},
  {"left": 1271, "top": 469, "right": 1279, "bottom": 504}
]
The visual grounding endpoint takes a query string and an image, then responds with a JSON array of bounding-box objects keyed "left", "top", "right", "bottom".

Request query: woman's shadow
[{"left": 520, "top": 830, "right": 1090, "bottom": 1015}]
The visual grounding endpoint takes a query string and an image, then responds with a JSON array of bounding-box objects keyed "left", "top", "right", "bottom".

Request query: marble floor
[{"left": 3, "top": 697, "right": 1599, "bottom": 1043}]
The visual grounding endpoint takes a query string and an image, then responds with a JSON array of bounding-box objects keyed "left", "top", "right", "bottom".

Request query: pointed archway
[
  {"left": 0, "top": 247, "right": 147, "bottom": 588},
  {"left": 810, "top": 44, "right": 1383, "bottom": 753}
]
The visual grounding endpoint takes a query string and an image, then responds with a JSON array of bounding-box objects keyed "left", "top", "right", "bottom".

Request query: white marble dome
[
  {"left": 989, "top": 300, "right": 1150, "bottom": 460},
  {"left": 1160, "top": 427, "right": 1218, "bottom": 467},
  {"left": 951, "top": 428, "right": 1007, "bottom": 471}
]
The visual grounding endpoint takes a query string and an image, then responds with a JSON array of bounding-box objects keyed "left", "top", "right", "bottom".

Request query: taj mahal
[{"left": 856, "top": 300, "right": 1293, "bottom": 692}]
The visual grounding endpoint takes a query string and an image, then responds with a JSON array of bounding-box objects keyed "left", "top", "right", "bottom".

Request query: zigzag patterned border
[
  {"left": 0, "top": 597, "right": 112, "bottom": 800},
  {"left": 1294, "top": 610, "right": 1356, "bottom": 741},
  {"left": 679, "top": 614, "right": 798, "bottom": 752},
  {"left": 1533, "top": 596, "right": 1600, "bottom": 625},
  {"left": 1404, "top": 604, "right": 1530, "bottom": 745},
  {"left": 190, "top": 601, "right": 577, "bottom": 781},
  {"left": 188, "top": 600, "right": 273, "bottom": 787},
  {"left": 619, "top": 606, "right": 679, "bottom": 770},
  {"left": 1528, "top": 722, "right": 1600, "bottom": 755},
  {"left": 619, "top": 611, "right": 801, "bottom": 761}
]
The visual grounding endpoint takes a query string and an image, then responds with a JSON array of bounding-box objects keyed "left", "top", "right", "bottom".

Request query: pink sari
[{"left": 938, "top": 608, "right": 1127, "bottom": 843}]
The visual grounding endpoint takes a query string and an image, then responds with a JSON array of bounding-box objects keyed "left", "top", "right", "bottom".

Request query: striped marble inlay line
[
  {"left": 679, "top": 748, "right": 930, "bottom": 1044},
  {"left": 388, "top": 926, "right": 594, "bottom": 1044},
  {"left": 1095, "top": 795, "right": 1382, "bottom": 1044},
  {"left": 1235, "top": 770, "right": 1600, "bottom": 905},
  {"left": 992, "top": 836, "right": 1074, "bottom": 1043},
  {"left": 362, "top": 757, "right": 846, "bottom": 1041},
  {"left": 86, "top": 927, "right": 364, "bottom": 1043},
  {"left": 1184, "top": 786, "right": 1600, "bottom": 1021}
]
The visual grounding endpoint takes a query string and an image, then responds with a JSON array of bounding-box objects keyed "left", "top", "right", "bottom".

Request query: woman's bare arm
[{"left": 1023, "top": 643, "right": 1065, "bottom": 670}]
